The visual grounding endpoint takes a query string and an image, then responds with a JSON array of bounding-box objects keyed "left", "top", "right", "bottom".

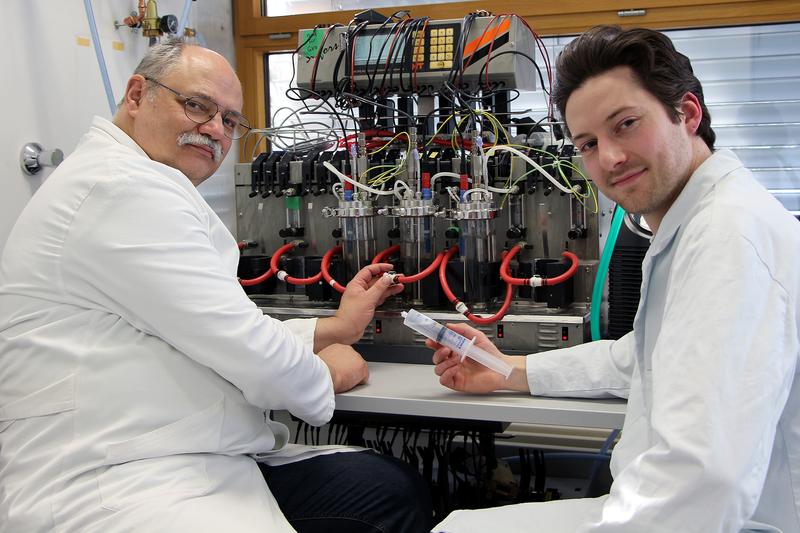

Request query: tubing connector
[
  {"left": 454, "top": 301, "right": 469, "bottom": 315},
  {"left": 529, "top": 276, "right": 544, "bottom": 288},
  {"left": 277, "top": 270, "right": 288, "bottom": 281}
]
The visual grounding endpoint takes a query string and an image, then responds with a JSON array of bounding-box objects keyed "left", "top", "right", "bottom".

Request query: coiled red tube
[
  {"left": 372, "top": 244, "right": 400, "bottom": 265},
  {"left": 499, "top": 245, "right": 528, "bottom": 286},
  {"left": 543, "top": 251, "right": 579, "bottom": 286},
  {"left": 321, "top": 245, "right": 346, "bottom": 294},
  {"left": 500, "top": 246, "right": 580, "bottom": 287},
  {"left": 269, "top": 242, "right": 324, "bottom": 286},
  {"left": 239, "top": 243, "right": 286, "bottom": 287},
  {"left": 465, "top": 282, "right": 514, "bottom": 325},
  {"left": 395, "top": 251, "right": 445, "bottom": 284},
  {"left": 438, "top": 245, "right": 513, "bottom": 325}
]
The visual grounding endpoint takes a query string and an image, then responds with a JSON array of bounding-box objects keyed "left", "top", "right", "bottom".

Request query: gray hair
[
  {"left": 133, "top": 37, "right": 188, "bottom": 81},
  {"left": 117, "top": 38, "right": 188, "bottom": 107}
]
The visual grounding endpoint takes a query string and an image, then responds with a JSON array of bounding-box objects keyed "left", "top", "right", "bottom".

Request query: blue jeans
[{"left": 259, "top": 450, "right": 432, "bottom": 533}]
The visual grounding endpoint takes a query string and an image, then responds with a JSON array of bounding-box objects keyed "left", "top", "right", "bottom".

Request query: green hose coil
[{"left": 590, "top": 206, "right": 626, "bottom": 341}]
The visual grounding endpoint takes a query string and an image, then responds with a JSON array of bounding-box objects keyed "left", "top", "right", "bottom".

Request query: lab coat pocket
[
  {"left": 0, "top": 373, "right": 76, "bottom": 431},
  {"left": 97, "top": 454, "right": 212, "bottom": 512},
  {"left": 97, "top": 395, "right": 225, "bottom": 511},
  {"left": 104, "top": 394, "right": 225, "bottom": 465}
]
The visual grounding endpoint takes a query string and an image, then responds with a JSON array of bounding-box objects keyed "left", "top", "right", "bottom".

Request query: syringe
[{"left": 402, "top": 309, "right": 512, "bottom": 379}]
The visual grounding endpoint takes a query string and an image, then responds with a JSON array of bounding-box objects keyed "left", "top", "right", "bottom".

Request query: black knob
[
  {"left": 543, "top": 185, "right": 553, "bottom": 197},
  {"left": 506, "top": 226, "right": 523, "bottom": 239},
  {"left": 387, "top": 227, "right": 401, "bottom": 239},
  {"left": 568, "top": 227, "right": 587, "bottom": 240},
  {"left": 331, "top": 228, "right": 343, "bottom": 239},
  {"left": 248, "top": 191, "right": 258, "bottom": 198},
  {"left": 445, "top": 227, "right": 460, "bottom": 239}
]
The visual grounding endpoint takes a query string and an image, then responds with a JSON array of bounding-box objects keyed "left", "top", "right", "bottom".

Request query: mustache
[{"left": 177, "top": 132, "right": 222, "bottom": 162}]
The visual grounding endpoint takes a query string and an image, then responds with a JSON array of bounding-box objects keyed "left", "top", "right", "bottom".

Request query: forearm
[
  {"left": 313, "top": 316, "right": 358, "bottom": 352},
  {"left": 504, "top": 356, "right": 531, "bottom": 392}
]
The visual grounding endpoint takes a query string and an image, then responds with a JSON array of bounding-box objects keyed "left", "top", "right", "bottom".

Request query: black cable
[
  {"left": 339, "top": 91, "right": 415, "bottom": 123},
  {"left": 476, "top": 50, "right": 548, "bottom": 97},
  {"left": 364, "top": 18, "right": 398, "bottom": 93}
]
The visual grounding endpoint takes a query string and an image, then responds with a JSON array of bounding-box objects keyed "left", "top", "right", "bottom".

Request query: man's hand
[
  {"left": 315, "top": 263, "right": 404, "bottom": 350},
  {"left": 317, "top": 344, "right": 369, "bottom": 393},
  {"left": 428, "top": 322, "right": 529, "bottom": 393}
]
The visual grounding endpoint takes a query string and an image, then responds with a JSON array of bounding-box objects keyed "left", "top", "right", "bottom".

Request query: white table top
[{"left": 335, "top": 362, "right": 627, "bottom": 430}]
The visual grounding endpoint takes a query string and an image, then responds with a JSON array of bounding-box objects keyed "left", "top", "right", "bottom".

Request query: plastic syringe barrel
[{"left": 402, "top": 309, "right": 512, "bottom": 379}]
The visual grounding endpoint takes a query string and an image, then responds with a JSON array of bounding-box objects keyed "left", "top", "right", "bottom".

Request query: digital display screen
[{"left": 353, "top": 32, "right": 407, "bottom": 66}]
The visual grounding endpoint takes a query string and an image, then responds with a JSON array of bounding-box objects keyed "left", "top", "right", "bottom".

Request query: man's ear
[
  {"left": 123, "top": 75, "right": 148, "bottom": 116},
  {"left": 679, "top": 91, "right": 703, "bottom": 135}
]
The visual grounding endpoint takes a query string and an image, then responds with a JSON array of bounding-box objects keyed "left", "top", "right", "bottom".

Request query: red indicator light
[
  {"left": 497, "top": 324, "right": 504, "bottom": 338},
  {"left": 375, "top": 320, "right": 382, "bottom": 334}
]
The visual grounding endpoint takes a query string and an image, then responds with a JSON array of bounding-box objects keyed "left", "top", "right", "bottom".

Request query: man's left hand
[{"left": 337, "top": 263, "right": 404, "bottom": 344}]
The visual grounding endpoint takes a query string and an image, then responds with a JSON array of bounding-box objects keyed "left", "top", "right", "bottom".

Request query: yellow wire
[
  {"left": 370, "top": 131, "right": 410, "bottom": 156},
  {"left": 423, "top": 114, "right": 455, "bottom": 149}
]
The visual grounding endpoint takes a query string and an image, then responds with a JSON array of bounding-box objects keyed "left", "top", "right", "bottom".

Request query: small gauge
[{"left": 160, "top": 14, "right": 179, "bottom": 35}]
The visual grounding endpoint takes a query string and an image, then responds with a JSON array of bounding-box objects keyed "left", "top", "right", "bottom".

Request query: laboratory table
[{"left": 335, "top": 362, "right": 627, "bottom": 430}]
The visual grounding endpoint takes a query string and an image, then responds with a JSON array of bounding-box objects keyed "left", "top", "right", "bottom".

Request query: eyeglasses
[{"left": 144, "top": 77, "right": 251, "bottom": 140}]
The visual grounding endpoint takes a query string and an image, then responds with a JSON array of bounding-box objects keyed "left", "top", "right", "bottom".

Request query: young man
[
  {"left": 0, "top": 39, "right": 430, "bottom": 532},
  {"left": 429, "top": 26, "right": 799, "bottom": 532}
]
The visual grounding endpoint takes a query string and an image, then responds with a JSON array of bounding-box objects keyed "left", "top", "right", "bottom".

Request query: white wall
[{"left": 0, "top": 1, "right": 237, "bottom": 252}]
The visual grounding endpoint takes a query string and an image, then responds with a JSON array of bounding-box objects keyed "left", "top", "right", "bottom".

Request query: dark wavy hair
[{"left": 552, "top": 26, "right": 715, "bottom": 150}]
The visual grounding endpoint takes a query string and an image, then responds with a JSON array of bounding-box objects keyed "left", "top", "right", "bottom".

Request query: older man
[
  {"left": 0, "top": 39, "right": 429, "bottom": 532},
  {"left": 429, "top": 26, "right": 799, "bottom": 533}
]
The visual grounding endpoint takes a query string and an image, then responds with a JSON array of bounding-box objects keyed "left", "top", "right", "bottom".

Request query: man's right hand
[
  {"left": 428, "top": 322, "right": 529, "bottom": 393},
  {"left": 317, "top": 344, "right": 369, "bottom": 393}
]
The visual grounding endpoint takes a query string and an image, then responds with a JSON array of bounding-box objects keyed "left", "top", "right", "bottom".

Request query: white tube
[
  {"left": 393, "top": 180, "right": 411, "bottom": 200},
  {"left": 463, "top": 188, "right": 491, "bottom": 201},
  {"left": 323, "top": 161, "right": 396, "bottom": 196},
  {"left": 83, "top": 0, "right": 116, "bottom": 115},
  {"left": 402, "top": 309, "right": 512, "bottom": 379},
  {"left": 431, "top": 171, "right": 462, "bottom": 191},
  {"left": 484, "top": 145, "right": 579, "bottom": 195},
  {"left": 178, "top": 0, "right": 193, "bottom": 37}
]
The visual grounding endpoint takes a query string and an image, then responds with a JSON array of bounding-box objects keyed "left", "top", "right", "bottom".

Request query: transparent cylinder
[
  {"left": 342, "top": 216, "right": 375, "bottom": 281},
  {"left": 400, "top": 214, "right": 434, "bottom": 302},
  {"left": 460, "top": 217, "right": 496, "bottom": 305}
]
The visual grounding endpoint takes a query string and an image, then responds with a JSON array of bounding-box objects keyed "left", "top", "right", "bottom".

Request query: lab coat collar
[
  {"left": 89, "top": 116, "right": 150, "bottom": 159},
  {"left": 647, "top": 149, "right": 744, "bottom": 258},
  {"left": 87, "top": 116, "right": 203, "bottom": 198}
]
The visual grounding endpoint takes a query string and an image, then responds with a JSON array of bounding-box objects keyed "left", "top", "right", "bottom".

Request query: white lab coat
[
  {"left": 436, "top": 150, "right": 800, "bottom": 533},
  {"left": 0, "top": 117, "right": 346, "bottom": 532}
]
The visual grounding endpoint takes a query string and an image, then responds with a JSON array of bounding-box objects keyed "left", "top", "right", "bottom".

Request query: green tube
[{"left": 590, "top": 206, "right": 626, "bottom": 341}]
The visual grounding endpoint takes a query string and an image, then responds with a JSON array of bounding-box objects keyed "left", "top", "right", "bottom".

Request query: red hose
[
  {"left": 395, "top": 251, "right": 445, "bottom": 284},
  {"left": 239, "top": 243, "right": 285, "bottom": 286},
  {"left": 543, "top": 251, "right": 579, "bottom": 286},
  {"left": 438, "top": 245, "right": 513, "bottom": 325},
  {"left": 321, "top": 245, "right": 346, "bottom": 294},
  {"left": 239, "top": 267, "right": 275, "bottom": 287},
  {"left": 438, "top": 246, "right": 460, "bottom": 304},
  {"left": 465, "top": 282, "right": 514, "bottom": 325},
  {"left": 372, "top": 244, "right": 400, "bottom": 265},
  {"left": 500, "top": 246, "right": 580, "bottom": 287},
  {"left": 269, "top": 242, "right": 324, "bottom": 286},
  {"left": 499, "top": 244, "right": 528, "bottom": 286}
]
